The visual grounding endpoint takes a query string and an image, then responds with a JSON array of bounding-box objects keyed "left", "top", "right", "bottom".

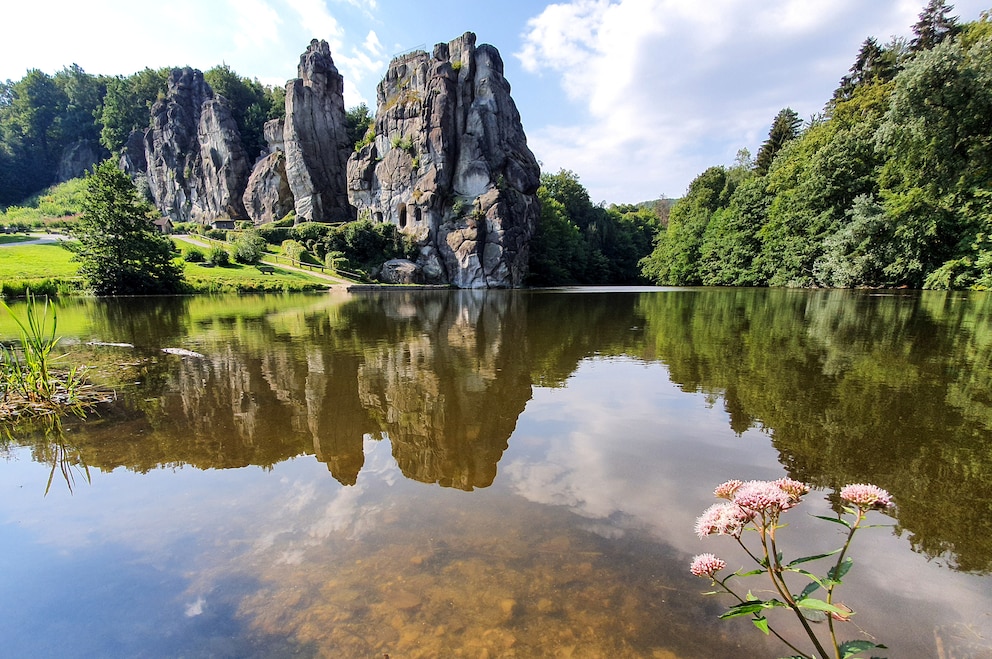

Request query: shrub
[
  {"left": 355, "top": 124, "right": 376, "bottom": 152},
  {"left": 207, "top": 246, "right": 230, "bottom": 266},
  {"left": 280, "top": 239, "right": 306, "bottom": 262},
  {"left": 291, "top": 221, "right": 334, "bottom": 244},
  {"left": 274, "top": 211, "right": 296, "bottom": 227},
  {"left": 232, "top": 231, "right": 267, "bottom": 264},
  {"left": 182, "top": 247, "right": 205, "bottom": 262},
  {"left": 258, "top": 226, "right": 292, "bottom": 245},
  {"left": 173, "top": 222, "right": 198, "bottom": 234},
  {"left": 325, "top": 250, "right": 348, "bottom": 270},
  {"left": 205, "top": 228, "right": 227, "bottom": 241}
]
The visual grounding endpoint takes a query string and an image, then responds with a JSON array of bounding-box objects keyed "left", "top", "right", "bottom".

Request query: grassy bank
[{"left": 0, "top": 241, "right": 332, "bottom": 298}]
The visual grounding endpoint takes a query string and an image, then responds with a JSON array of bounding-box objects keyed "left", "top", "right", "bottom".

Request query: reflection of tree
[
  {"left": 638, "top": 289, "right": 992, "bottom": 573},
  {"left": 20, "top": 288, "right": 989, "bottom": 573}
]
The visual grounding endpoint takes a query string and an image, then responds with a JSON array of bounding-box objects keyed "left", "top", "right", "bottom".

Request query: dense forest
[{"left": 642, "top": 2, "right": 992, "bottom": 290}]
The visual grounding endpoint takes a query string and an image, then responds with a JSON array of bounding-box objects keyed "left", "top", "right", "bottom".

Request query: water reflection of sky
[{"left": 2, "top": 352, "right": 992, "bottom": 655}]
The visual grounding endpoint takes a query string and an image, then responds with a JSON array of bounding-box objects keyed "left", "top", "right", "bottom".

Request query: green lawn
[
  {"left": 0, "top": 243, "right": 79, "bottom": 278},
  {"left": 183, "top": 261, "right": 330, "bottom": 292},
  {"left": 0, "top": 241, "right": 333, "bottom": 295}
]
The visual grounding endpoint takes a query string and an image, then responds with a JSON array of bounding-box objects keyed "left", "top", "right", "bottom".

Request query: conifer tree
[
  {"left": 754, "top": 108, "right": 801, "bottom": 176},
  {"left": 910, "top": 0, "right": 960, "bottom": 52},
  {"left": 70, "top": 160, "right": 184, "bottom": 295}
]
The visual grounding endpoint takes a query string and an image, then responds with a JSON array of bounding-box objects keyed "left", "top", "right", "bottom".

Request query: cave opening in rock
[{"left": 398, "top": 203, "right": 407, "bottom": 228}]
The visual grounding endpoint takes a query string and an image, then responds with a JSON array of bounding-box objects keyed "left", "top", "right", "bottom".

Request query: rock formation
[
  {"left": 127, "top": 35, "right": 539, "bottom": 288},
  {"left": 283, "top": 39, "right": 354, "bottom": 223},
  {"left": 57, "top": 139, "right": 105, "bottom": 182},
  {"left": 142, "top": 67, "right": 250, "bottom": 223},
  {"left": 197, "top": 97, "right": 252, "bottom": 220},
  {"left": 347, "top": 32, "right": 541, "bottom": 288},
  {"left": 243, "top": 119, "right": 294, "bottom": 225}
]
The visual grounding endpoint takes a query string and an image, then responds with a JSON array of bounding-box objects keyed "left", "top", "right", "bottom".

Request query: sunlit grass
[
  {"left": 0, "top": 243, "right": 78, "bottom": 279},
  {"left": 0, "top": 241, "right": 333, "bottom": 295}
]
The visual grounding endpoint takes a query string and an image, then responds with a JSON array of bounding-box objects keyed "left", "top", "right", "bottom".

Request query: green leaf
[
  {"left": 788, "top": 568, "right": 828, "bottom": 589},
  {"left": 797, "top": 598, "right": 853, "bottom": 616},
  {"left": 737, "top": 569, "right": 766, "bottom": 578},
  {"left": 828, "top": 557, "right": 854, "bottom": 582},
  {"left": 797, "top": 581, "right": 821, "bottom": 600},
  {"left": 720, "top": 599, "right": 786, "bottom": 619},
  {"left": 787, "top": 549, "right": 841, "bottom": 567},
  {"left": 839, "top": 640, "right": 886, "bottom": 658},
  {"left": 752, "top": 616, "right": 770, "bottom": 635},
  {"left": 812, "top": 514, "right": 852, "bottom": 528}
]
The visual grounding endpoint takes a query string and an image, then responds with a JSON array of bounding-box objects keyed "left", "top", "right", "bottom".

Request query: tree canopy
[{"left": 641, "top": 4, "right": 992, "bottom": 291}]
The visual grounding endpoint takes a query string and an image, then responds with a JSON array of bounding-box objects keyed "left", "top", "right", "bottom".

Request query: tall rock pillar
[
  {"left": 283, "top": 39, "right": 355, "bottom": 224},
  {"left": 347, "top": 32, "right": 540, "bottom": 288}
]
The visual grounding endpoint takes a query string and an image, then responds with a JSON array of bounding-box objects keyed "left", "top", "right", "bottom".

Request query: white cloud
[
  {"left": 230, "top": 0, "right": 284, "bottom": 50},
  {"left": 337, "top": 30, "right": 387, "bottom": 106},
  {"left": 515, "top": 0, "right": 989, "bottom": 202},
  {"left": 285, "top": 0, "right": 345, "bottom": 49}
]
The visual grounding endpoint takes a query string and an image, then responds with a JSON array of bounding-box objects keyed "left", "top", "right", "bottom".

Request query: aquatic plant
[
  {"left": 0, "top": 290, "right": 108, "bottom": 420},
  {"left": 691, "top": 477, "right": 892, "bottom": 659}
]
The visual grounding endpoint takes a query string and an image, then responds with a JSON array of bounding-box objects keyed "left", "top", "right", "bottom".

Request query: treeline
[
  {"left": 528, "top": 169, "right": 664, "bottom": 286},
  {"left": 0, "top": 64, "right": 287, "bottom": 207},
  {"left": 642, "top": 1, "right": 992, "bottom": 290}
]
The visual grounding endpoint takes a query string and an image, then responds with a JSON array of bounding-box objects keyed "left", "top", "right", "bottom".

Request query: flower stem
[
  {"left": 716, "top": 577, "right": 812, "bottom": 659},
  {"left": 825, "top": 509, "right": 864, "bottom": 659}
]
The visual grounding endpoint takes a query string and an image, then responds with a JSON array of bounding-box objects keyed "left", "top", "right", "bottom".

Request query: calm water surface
[{"left": 1, "top": 288, "right": 991, "bottom": 658}]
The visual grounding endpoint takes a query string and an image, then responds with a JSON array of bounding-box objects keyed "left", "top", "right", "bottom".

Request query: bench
[{"left": 256, "top": 265, "right": 275, "bottom": 275}]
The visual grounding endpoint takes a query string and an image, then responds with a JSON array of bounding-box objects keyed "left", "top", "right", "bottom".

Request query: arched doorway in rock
[
  {"left": 414, "top": 206, "right": 422, "bottom": 225},
  {"left": 397, "top": 203, "right": 407, "bottom": 228}
]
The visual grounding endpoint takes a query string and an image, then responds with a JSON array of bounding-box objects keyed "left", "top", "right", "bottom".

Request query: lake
[{"left": 1, "top": 288, "right": 990, "bottom": 658}]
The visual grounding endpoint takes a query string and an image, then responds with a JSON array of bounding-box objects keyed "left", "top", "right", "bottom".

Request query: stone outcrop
[
  {"left": 283, "top": 39, "right": 354, "bottom": 223},
  {"left": 347, "top": 32, "right": 541, "bottom": 288},
  {"left": 127, "top": 35, "right": 539, "bottom": 288},
  {"left": 142, "top": 67, "right": 250, "bottom": 223},
  {"left": 119, "top": 129, "right": 148, "bottom": 179},
  {"left": 57, "top": 139, "right": 105, "bottom": 182},
  {"left": 198, "top": 97, "right": 251, "bottom": 220},
  {"left": 242, "top": 119, "right": 294, "bottom": 225}
]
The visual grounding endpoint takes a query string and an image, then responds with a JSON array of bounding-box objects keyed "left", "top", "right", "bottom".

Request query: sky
[{"left": 3, "top": 0, "right": 990, "bottom": 204}]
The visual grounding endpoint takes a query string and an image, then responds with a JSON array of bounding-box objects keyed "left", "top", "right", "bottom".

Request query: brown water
[{"left": 1, "top": 288, "right": 991, "bottom": 658}]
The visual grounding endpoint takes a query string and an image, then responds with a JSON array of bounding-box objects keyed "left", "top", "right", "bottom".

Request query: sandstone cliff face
[
  {"left": 57, "top": 139, "right": 105, "bottom": 182},
  {"left": 348, "top": 33, "right": 540, "bottom": 288},
  {"left": 283, "top": 39, "right": 354, "bottom": 223},
  {"left": 242, "top": 119, "right": 294, "bottom": 225},
  {"left": 143, "top": 67, "right": 249, "bottom": 223},
  {"left": 198, "top": 98, "right": 251, "bottom": 220}
]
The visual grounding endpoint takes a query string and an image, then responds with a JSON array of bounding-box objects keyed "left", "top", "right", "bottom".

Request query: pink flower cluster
[
  {"left": 690, "top": 553, "right": 727, "bottom": 578},
  {"left": 695, "top": 477, "right": 813, "bottom": 542},
  {"left": 694, "top": 502, "right": 753, "bottom": 538},
  {"left": 840, "top": 483, "right": 893, "bottom": 510}
]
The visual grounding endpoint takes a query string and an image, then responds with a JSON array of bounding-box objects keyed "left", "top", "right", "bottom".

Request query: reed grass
[{"left": 0, "top": 290, "right": 113, "bottom": 421}]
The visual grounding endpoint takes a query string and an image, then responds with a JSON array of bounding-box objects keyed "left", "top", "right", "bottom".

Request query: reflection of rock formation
[
  {"left": 355, "top": 291, "right": 531, "bottom": 489},
  {"left": 63, "top": 292, "right": 533, "bottom": 490}
]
